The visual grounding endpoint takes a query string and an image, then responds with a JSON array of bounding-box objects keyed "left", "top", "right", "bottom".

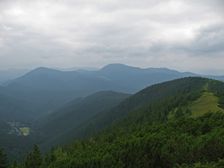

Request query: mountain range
[
  {"left": 1, "top": 64, "right": 224, "bottom": 165},
  {"left": 0, "top": 64, "right": 196, "bottom": 121},
  {"left": 0, "top": 63, "right": 224, "bottom": 121},
  {"left": 31, "top": 77, "right": 224, "bottom": 167},
  {"left": 1, "top": 69, "right": 224, "bottom": 167}
]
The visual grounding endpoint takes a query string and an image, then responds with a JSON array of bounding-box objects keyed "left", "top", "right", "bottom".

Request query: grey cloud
[
  {"left": 194, "top": 24, "right": 224, "bottom": 53},
  {"left": 169, "top": 24, "right": 224, "bottom": 56},
  {"left": 0, "top": 0, "right": 223, "bottom": 74}
]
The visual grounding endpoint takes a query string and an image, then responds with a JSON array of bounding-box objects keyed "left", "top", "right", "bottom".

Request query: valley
[
  {"left": 1, "top": 1, "right": 223, "bottom": 167},
  {"left": 1, "top": 66, "right": 224, "bottom": 167},
  {"left": 20, "top": 77, "right": 224, "bottom": 168},
  {"left": 7, "top": 122, "right": 31, "bottom": 136}
]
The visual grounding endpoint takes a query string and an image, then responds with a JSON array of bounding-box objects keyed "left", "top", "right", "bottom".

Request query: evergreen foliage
[
  {"left": 0, "top": 149, "right": 7, "bottom": 168},
  {"left": 20, "top": 112, "right": 224, "bottom": 168},
  {"left": 24, "top": 145, "right": 42, "bottom": 168},
  {"left": 4, "top": 77, "right": 224, "bottom": 167}
]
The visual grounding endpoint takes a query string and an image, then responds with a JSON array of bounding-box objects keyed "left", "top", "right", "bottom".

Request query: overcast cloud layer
[{"left": 0, "top": 0, "right": 224, "bottom": 74}]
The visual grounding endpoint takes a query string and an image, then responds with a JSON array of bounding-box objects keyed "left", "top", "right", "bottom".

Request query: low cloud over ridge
[{"left": 0, "top": 0, "right": 223, "bottom": 74}]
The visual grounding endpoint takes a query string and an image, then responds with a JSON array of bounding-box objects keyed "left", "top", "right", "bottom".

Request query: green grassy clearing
[
  {"left": 19, "top": 127, "right": 30, "bottom": 136},
  {"left": 168, "top": 90, "right": 224, "bottom": 119},
  {"left": 189, "top": 91, "right": 224, "bottom": 117}
]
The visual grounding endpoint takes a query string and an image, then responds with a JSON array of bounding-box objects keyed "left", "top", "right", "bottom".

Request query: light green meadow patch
[
  {"left": 168, "top": 90, "right": 224, "bottom": 119},
  {"left": 19, "top": 127, "right": 30, "bottom": 136},
  {"left": 190, "top": 91, "right": 224, "bottom": 117}
]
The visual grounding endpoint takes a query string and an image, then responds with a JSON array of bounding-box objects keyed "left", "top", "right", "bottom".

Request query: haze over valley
[{"left": 0, "top": 0, "right": 224, "bottom": 167}]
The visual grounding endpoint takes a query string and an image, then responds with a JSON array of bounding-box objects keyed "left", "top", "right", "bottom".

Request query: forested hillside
[
  {"left": 0, "top": 90, "right": 129, "bottom": 160},
  {"left": 2, "top": 77, "right": 224, "bottom": 168},
  {"left": 1, "top": 0, "right": 224, "bottom": 167},
  {"left": 36, "top": 91, "right": 130, "bottom": 149},
  {"left": 66, "top": 77, "right": 209, "bottom": 138},
  {"left": 41, "top": 113, "right": 224, "bottom": 168}
]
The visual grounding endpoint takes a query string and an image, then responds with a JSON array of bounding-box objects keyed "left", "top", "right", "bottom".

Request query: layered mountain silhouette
[
  {"left": 30, "top": 77, "right": 224, "bottom": 168},
  {"left": 36, "top": 77, "right": 224, "bottom": 149},
  {"left": 1, "top": 64, "right": 196, "bottom": 120},
  {"left": 36, "top": 91, "right": 130, "bottom": 148},
  {"left": 1, "top": 73, "right": 224, "bottom": 166},
  {"left": 1, "top": 64, "right": 224, "bottom": 122}
]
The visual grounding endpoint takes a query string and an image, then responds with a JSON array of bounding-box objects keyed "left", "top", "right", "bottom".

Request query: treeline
[
  {"left": 2, "top": 112, "right": 224, "bottom": 168},
  {"left": 73, "top": 77, "right": 207, "bottom": 139},
  {"left": 208, "top": 79, "right": 224, "bottom": 108},
  {"left": 0, "top": 148, "right": 7, "bottom": 168},
  {"left": 2, "top": 77, "right": 224, "bottom": 167}
]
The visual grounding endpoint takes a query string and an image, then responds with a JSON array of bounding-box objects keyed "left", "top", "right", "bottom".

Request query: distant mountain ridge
[
  {"left": 1, "top": 64, "right": 224, "bottom": 121},
  {"left": 0, "top": 69, "right": 28, "bottom": 85},
  {"left": 7, "top": 64, "right": 224, "bottom": 92},
  {"left": 6, "top": 64, "right": 197, "bottom": 92}
]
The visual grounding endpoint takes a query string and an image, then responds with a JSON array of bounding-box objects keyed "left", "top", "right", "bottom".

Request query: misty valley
[
  {"left": 1, "top": 0, "right": 224, "bottom": 167},
  {"left": 6, "top": 122, "right": 30, "bottom": 136},
  {"left": 0, "top": 64, "right": 224, "bottom": 168}
]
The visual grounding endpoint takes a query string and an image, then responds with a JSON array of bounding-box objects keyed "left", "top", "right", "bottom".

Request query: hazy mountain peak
[
  {"left": 100, "top": 63, "right": 140, "bottom": 72},
  {"left": 29, "top": 67, "right": 61, "bottom": 74}
]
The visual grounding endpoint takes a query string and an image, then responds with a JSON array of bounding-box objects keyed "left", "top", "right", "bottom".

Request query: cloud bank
[{"left": 0, "top": 0, "right": 223, "bottom": 74}]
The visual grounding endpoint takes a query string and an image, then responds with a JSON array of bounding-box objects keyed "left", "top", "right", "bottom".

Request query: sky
[{"left": 0, "top": 0, "right": 224, "bottom": 75}]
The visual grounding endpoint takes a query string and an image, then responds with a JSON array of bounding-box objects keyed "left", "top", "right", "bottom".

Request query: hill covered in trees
[
  {"left": 36, "top": 91, "right": 130, "bottom": 149},
  {"left": 1, "top": 77, "right": 224, "bottom": 168}
]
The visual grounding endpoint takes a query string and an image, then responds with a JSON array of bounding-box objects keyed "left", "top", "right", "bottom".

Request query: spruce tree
[
  {"left": 24, "top": 145, "right": 42, "bottom": 168},
  {"left": 10, "top": 161, "right": 18, "bottom": 168},
  {"left": 0, "top": 148, "right": 7, "bottom": 168}
]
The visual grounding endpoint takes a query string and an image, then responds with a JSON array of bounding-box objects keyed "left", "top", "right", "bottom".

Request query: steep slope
[
  {"left": 37, "top": 91, "right": 130, "bottom": 148},
  {"left": 0, "top": 91, "right": 34, "bottom": 121},
  {"left": 0, "top": 69, "right": 28, "bottom": 85},
  {"left": 4, "top": 64, "right": 194, "bottom": 119},
  {"left": 21, "top": 77, "right": 224, "bottom": 168},
  {"left": 39, "top": 77, "right": 224, "bottom": 147},
  {"left": 5, "top": 67, "right": 120, "bottom": 119},
  {"left": 37, "top": 77, "right": 203, "bottom": 147},
  {"left": 70, "top": 77, "right": 211, "bottom": 138}
]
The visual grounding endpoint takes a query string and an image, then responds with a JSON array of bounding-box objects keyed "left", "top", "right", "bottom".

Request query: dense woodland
[
  {"left": 1, "top": 77, "right": 224, "bottom": 168},
  {"left": 2, "top": 112, "right": 224, "bottom": 168}
]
